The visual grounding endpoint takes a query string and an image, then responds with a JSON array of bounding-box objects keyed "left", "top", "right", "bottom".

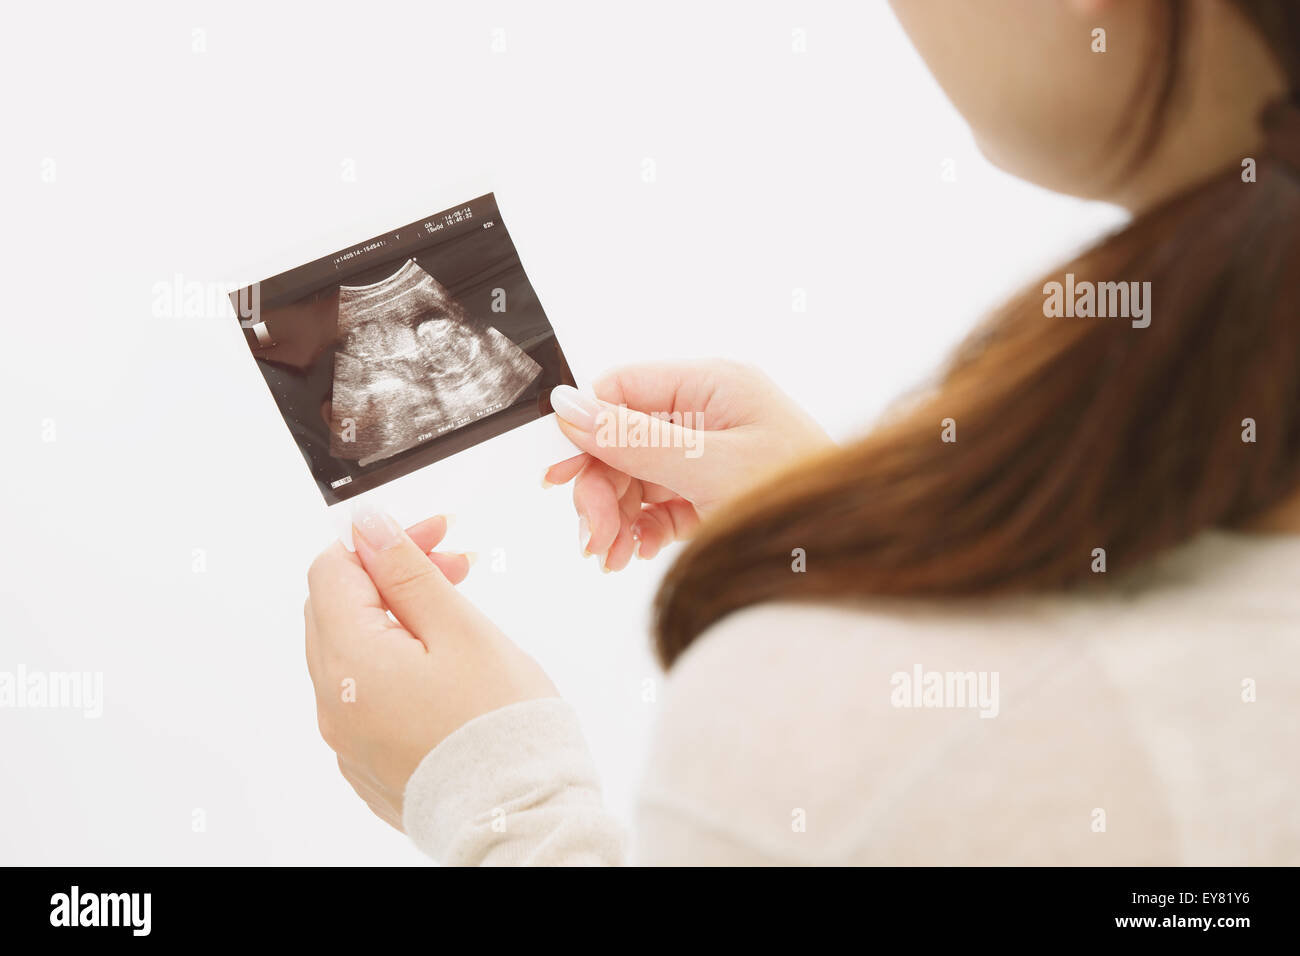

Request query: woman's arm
[
  {"left": 402, "top": 698, "right": 626, "bottom": 866},
  {"left": 305, "top": 361, "right": 832, "bottom": 863},
  {"left": 399, "top": 693, "right": 792, "bottom": 866},
  {"left": 305, "top": 512, "right": 798, "bottom": 866},
  {"left": 306, "top": 524, "right": 845, "bottom": 866}
]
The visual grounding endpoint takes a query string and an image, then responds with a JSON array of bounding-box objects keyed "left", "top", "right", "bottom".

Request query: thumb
[
  {"left": 550, "top": 385, "right": 707, "bottom": 494},
  {"left": 351, "top": 504, "right": 454, "bottom": 643}
]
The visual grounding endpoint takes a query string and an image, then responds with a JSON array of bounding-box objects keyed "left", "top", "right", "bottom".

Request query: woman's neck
[{"left": 1110, "top": 1, "right": 1287, "bottom": 216}]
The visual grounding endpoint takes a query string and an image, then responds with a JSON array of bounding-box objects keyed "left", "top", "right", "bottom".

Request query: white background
[{"left": 0, "top": 0, "right": 1124, "bottom": 864}]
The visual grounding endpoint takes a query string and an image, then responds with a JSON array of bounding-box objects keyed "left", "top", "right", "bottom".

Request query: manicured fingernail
[
  {"left": 442, "top": 513, "right": 456, "bottom": 532},
  {"left": 461, "top": 551, "right": 478, "bottom": 567},
  {"left": 542, "top": 473, "right": 554, "bottom": 489},
  {"left": 551, "top": 385, "right": 599, "bottom": 431},
  {"left": 578, "top": 515, "right": 592, "bottom": 556},
  {"left": 353, "top": 503, "right": 402, "bottom": 551}
]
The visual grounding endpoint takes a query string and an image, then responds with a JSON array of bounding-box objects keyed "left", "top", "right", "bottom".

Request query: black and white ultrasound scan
[{"left": 230, "top": 193, "right": 576, "bottom": 505}]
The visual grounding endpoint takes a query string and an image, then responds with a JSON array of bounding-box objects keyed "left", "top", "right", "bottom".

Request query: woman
[{"left": 305, "top": 0, "right": 1300, "bottom": 865}]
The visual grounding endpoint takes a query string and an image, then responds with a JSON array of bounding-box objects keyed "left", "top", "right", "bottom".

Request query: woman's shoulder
[
  {"left": 669, "top": 526, "right": 1300, "bottom": 685},
  {"left": 668, "top": 594, "right": 1080, "bottom": 690},
  {"left": 638, "top": 532, "right": 1300, "bottom": 864},
  {"left": 640, "top": 597, "right": 1103, "bottom": 864}
]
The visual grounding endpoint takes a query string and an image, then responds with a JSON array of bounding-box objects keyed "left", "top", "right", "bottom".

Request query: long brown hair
[{"left": 653, "top": 0, "right": 1300, "bottom": 667}]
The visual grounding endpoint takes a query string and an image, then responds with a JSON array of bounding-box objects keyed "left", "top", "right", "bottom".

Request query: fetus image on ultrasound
[
  {"left": 329, "top": 259, "right": 542, "bottom": 466},
  {"left": 233, "top": 192, "right": 576, "bottom": 505}
]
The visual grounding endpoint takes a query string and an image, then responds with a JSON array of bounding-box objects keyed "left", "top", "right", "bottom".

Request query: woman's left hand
[{"left": 305, "top": 506, "right": 558, "bottom": 830}]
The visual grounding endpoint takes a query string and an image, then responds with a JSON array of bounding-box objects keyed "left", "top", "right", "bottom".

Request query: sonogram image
[
  {"left": 330, "top": 259, "right": 542, "bottom": 466},
  {"left": 231, "top": 193, "right": 576, "bottom": 505}
]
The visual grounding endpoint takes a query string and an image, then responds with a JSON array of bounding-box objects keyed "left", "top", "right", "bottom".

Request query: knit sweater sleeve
[{"left": 401, "top": 697, "right": 627, "bottom": 866}]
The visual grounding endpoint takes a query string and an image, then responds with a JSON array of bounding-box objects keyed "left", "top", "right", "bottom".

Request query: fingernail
[
  {"left": 442, "top": 513, "right": 456, "bottom": 532},
  {"left": 578, "top": 515, "right": 592, "bottom": 556},
  {"left": 541, "top": 473, "right": 554, "bottom": 490},
  {"left": 352, "top": 502, "right": 402, "bottom": 551},
  {"left": 461, "top": 551, "right": 478, "bottom": 567},
  {"left": 551, "top": 385, "right": 599, "bottom": 431}
]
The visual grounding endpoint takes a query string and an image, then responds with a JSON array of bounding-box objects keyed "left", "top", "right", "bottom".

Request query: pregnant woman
[{"left": 305, "top": 0, "right": 1300, "bottom": 864}]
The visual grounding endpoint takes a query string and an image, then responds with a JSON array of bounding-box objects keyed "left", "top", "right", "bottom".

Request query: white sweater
[{"left": 401, "top": 530, "right": 1300, "bottom": 865}]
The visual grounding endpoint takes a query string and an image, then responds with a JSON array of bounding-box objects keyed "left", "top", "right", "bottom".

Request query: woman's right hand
[{"left": 544, "top": 360, "right": 833, "bottom": 571}]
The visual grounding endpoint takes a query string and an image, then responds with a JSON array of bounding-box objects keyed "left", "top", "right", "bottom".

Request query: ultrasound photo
[{"left": 230, "top": 193, "right": 576, "bottom": 505}]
